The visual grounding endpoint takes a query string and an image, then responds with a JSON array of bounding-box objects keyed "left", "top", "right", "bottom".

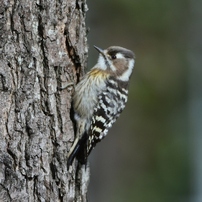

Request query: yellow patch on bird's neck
[{"left": 88, "top": 68, "right": 109, "bottom": 79}]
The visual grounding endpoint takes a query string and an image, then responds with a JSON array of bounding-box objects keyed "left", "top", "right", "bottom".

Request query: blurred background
[{"left": 86, "top": 0, "right": 202, "bottom": 202}]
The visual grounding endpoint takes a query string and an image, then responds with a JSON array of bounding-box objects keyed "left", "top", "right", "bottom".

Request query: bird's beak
[{"left": 94, "top": 45, "right": 104, "bottom": 56}]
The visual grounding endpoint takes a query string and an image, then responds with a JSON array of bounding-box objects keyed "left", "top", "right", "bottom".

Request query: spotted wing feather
[{"left": 87, "top": 79, "right": 128, "bottom": 155}]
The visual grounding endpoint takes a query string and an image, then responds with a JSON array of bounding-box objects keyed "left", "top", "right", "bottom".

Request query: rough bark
[{"left": 0, "top": 0, "right": 89, "bottom": 201}]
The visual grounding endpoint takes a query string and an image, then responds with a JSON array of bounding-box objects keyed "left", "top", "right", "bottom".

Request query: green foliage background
[{"left": 86, "top": 1, "right": 194, "bottom": 201}]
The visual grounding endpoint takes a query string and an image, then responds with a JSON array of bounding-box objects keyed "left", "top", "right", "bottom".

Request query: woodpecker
[{"left": 67, "top": 45, "right": 135, "bottom": 167}]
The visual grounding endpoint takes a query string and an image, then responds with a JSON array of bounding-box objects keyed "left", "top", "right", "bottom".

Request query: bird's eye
[{"left": 111, "top": 55, "right": 116, "bottom": 59}]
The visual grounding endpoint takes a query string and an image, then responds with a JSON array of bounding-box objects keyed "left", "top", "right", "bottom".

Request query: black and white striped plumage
[{"left": 67, "top": 46, "right": 135, "bottom": 167}]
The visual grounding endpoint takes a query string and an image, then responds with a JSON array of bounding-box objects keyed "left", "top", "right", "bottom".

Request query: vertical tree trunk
[
  {"left": 0, "top": 0, "right": 89, "bottom": 201},
  {"left": 188, "top": 0, "right": 202, "bottom": 201}
]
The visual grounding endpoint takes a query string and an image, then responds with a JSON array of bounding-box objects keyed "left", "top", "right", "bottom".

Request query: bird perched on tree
[{"left": 67, "top": 45, "right": 135, "bottom": 167}]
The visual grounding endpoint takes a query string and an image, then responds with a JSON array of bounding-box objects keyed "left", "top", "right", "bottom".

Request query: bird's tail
[{"left": 67, "top": 133, "right": 88, "bottom": 169}]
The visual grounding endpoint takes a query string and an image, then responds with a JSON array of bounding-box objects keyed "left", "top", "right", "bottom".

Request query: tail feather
[
  {"left": 67, "top": 133, "right": 88, "bottom": 169},
  {"left": 67, "top": 138, "right": 80, "bottom": 168}
]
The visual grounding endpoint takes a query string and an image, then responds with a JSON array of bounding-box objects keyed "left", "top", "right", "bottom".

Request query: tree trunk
[
  {"left": 188, "top": 0, "right": 202, "bottom": 201},
  {"left": 0, "top": 0, "right": 89, "bottom": 201}
]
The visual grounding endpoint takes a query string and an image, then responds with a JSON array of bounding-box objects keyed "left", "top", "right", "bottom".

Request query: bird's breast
[{"left": 73, "top": 70, "right": 108, "bottom": 120}]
